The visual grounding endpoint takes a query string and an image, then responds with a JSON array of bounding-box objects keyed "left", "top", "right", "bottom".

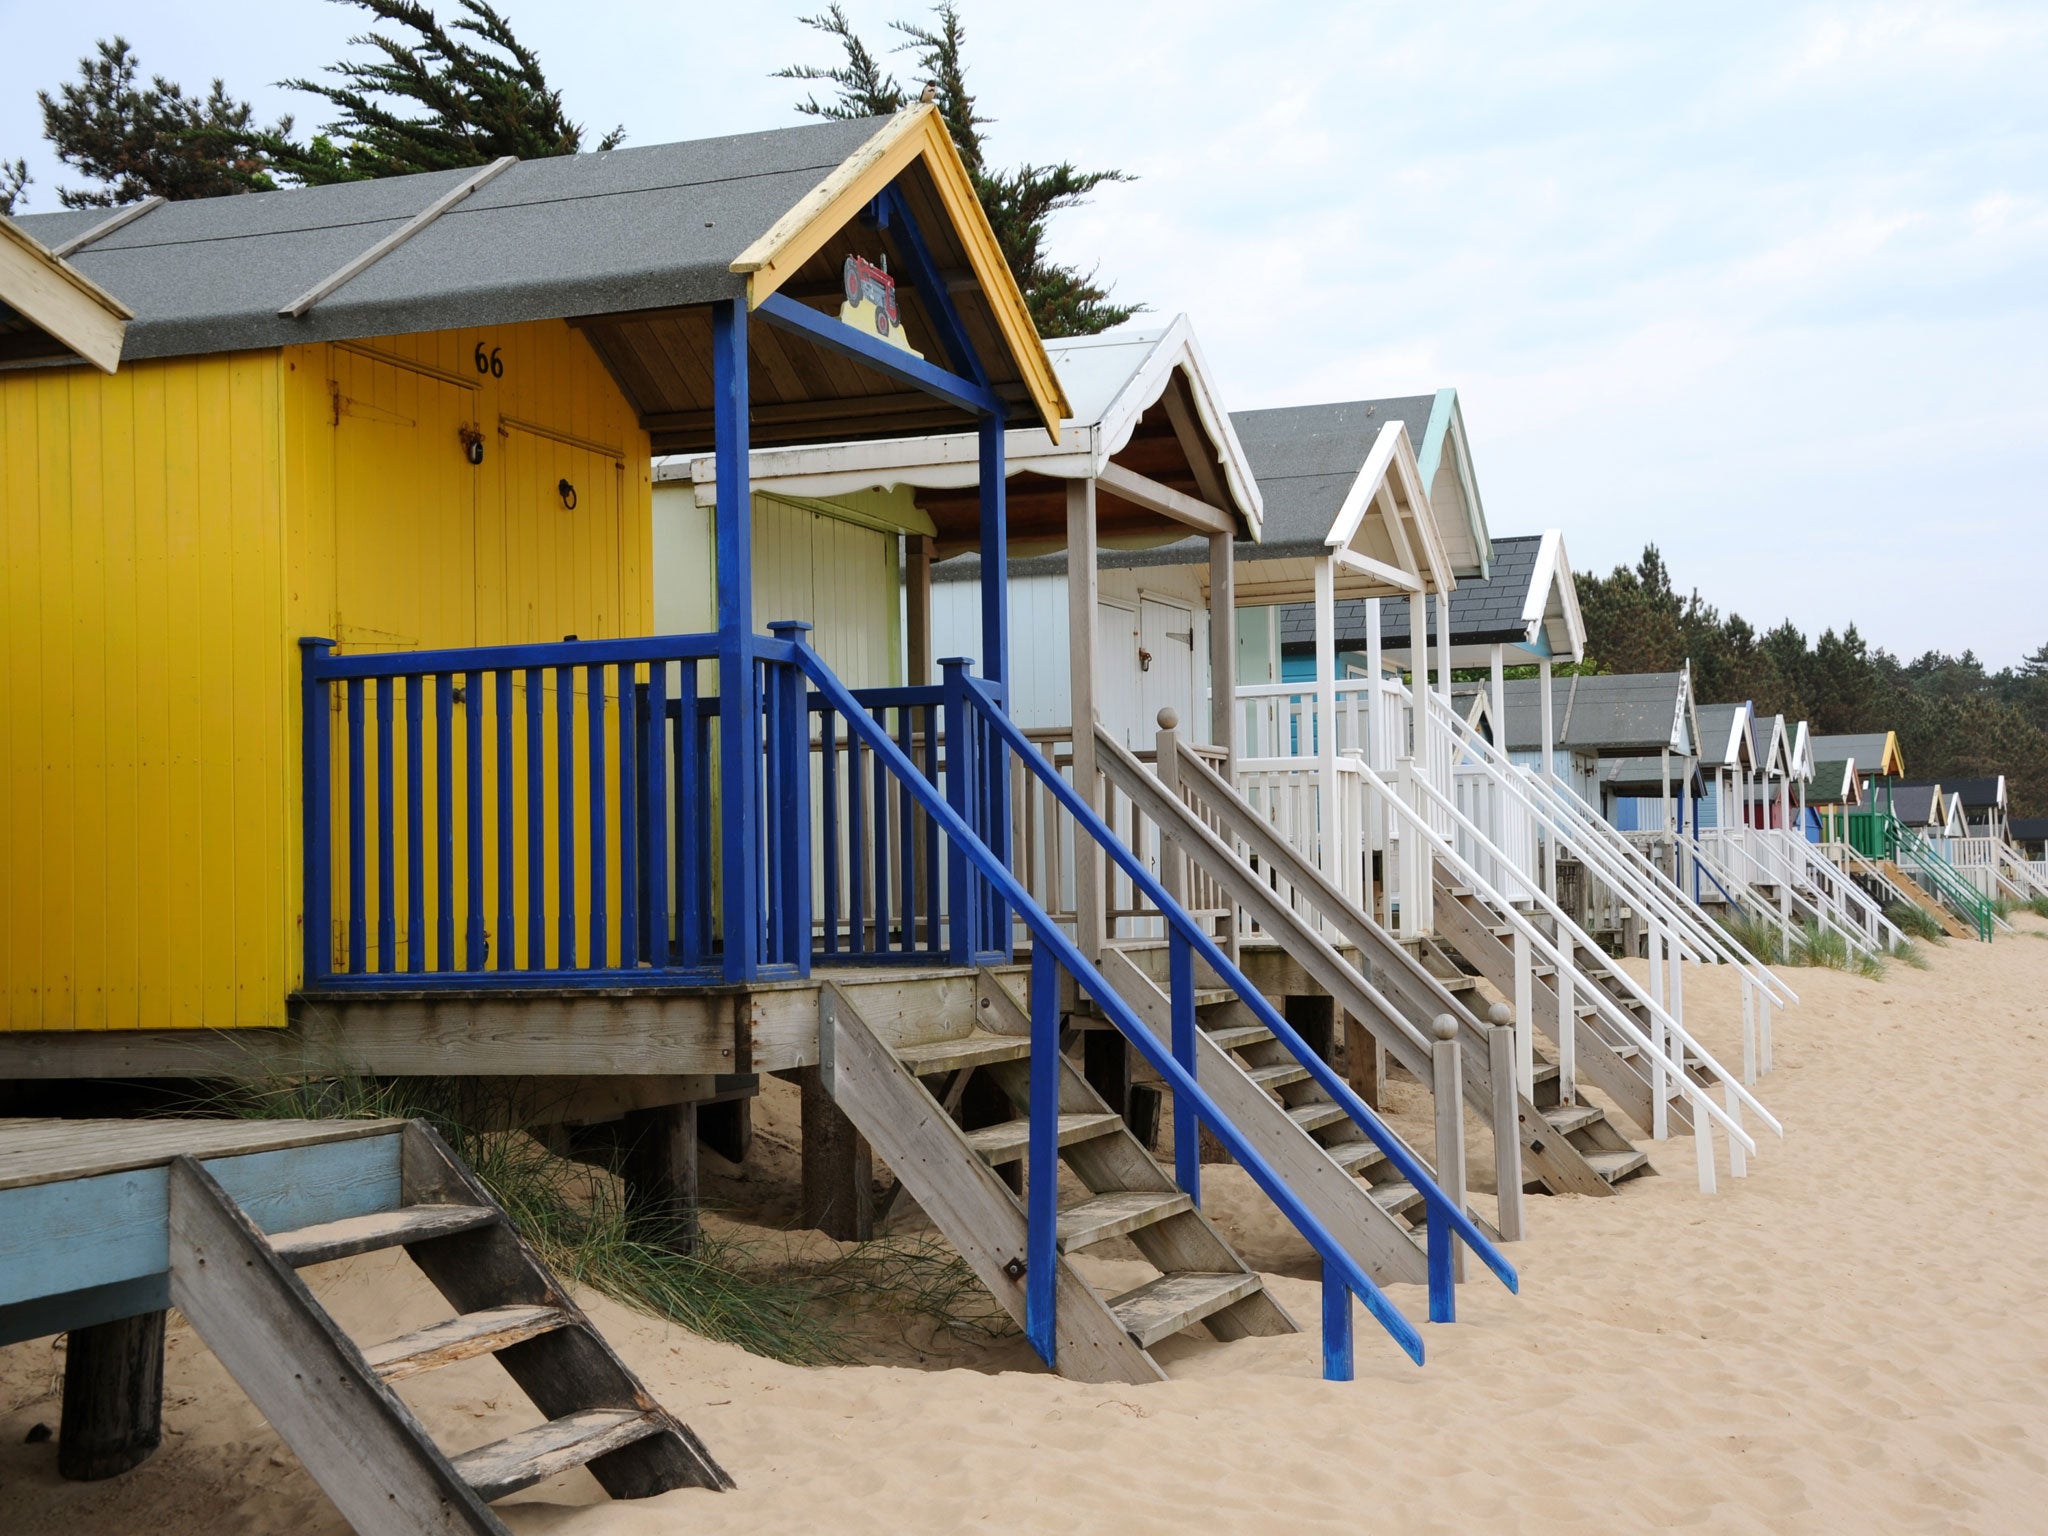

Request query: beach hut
[
  {"left": 0, "top": 110, "right": 1517, "bottom": 1393},
  {"left": 2, "top": 105, "right": 1075, "bottom": 1035}
]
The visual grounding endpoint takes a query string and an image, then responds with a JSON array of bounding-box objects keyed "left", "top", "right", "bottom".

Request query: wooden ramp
[
  {"left": 821, "top": 979, "right": 1296, "bottom": 1384},
  {"left": 1879, "top": 860, "right": 1974, "bottom": 941},
  {"left": 0, "top": 1117, "right": 729, "bottom": 1531}
]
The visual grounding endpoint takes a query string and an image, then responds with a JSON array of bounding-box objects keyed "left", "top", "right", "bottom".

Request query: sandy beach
[{"left": 7, "top": 913, "right": 2047, "bottom": 1534}]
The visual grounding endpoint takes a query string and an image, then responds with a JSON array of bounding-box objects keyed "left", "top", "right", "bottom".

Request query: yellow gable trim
[
  {"left": 0, "top": 216, "right": 133, "bottom": 373},
  {"left": 730, "top": 104, "right": 1068, "bottom": 442}
]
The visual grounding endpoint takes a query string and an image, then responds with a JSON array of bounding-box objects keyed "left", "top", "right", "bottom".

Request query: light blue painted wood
[
  {"left": 0, "top": 1276, "right": 170, "bottom": 1348},
  {"left": 0, "top": 1133, "right": 401, "bottom": 1312}
]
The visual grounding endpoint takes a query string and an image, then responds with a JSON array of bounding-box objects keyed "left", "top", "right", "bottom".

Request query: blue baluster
[
  {"left": 346, "top": 679, "right": 366, "bottom": 976},
  {"left": 643, "top": 666, "right": 669, "bottom": 968},
  {"left": 1026, "top": 942, "right": 1060, "bottom": 1367},
  {"left": 617, "top": 664, "right": 638, "bottom": 969},
  {"left": 465, "top": 668, "right": 484, "bottom": 971},
  {"left": 940, "top": 658, "right": 976, "bottom": 963},
  {"left": 820, "top": 707, "right": 840, "bottom": 956},
  {"left": 406, "top": 676, "right": 425, "bottom": 973},
  {"left": 1322, "top": 1262, "right": 1355, "bottom": 1382},
  {"left": 299, "top": 640, "right": 335, "bottom": 985},
  {"left": 525, "top": 667, "right": 545, "bottom": 969},
  {"left": 1427, "top": 1201, "right": 1456, "bottom": 1324},
  {"left": 435, "top": 674, "right": 455, "bottom": 971},
  {"left": 495, "top": 670, "right": 514, "bottom": 971},
  {"left": 1170, "top": 929, "right": 1200, "bottom": 1204},
  {"left": 587, "top": 663, "right": 607, "bottom": 970},
  {"left": 556, "top": 664, "right": 575, "bottom": 969},
  {"left": 376, "top": 679, "right": 396, "bottom": 973}
]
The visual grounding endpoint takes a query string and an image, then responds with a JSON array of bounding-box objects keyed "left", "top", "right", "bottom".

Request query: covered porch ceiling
[{"left": 673, "top": 313, "right": 1261, "bottom": 553}]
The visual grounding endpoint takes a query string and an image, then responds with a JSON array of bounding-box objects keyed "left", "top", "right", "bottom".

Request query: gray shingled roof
[
  {"left": 1452, "top": 672, "right": 1687, "bottom": 755},
  {"left": 1228, "top": 397, "right": 1435, "bottom": 557},
  {"left": 934, "top": 393, "right": 1439, "bottom": 582},
  {"left": 8, "top": 119, "right": 882, "bottom": 360},
  {"left": 1810, "top": 732, "right": 1898, "bottom": 775},
  {"left": 1885, "top": 783, "right": 1943, "bottom": 825},
  {"left": 1694, "top": 702, "right": 1749, "bottom": 766},
  {"left": 1942, "top": 776, "right": 2005, "bottom": 810},
  {"left": 1278, "top": 533, "right": 1540, "bottom": 652}
]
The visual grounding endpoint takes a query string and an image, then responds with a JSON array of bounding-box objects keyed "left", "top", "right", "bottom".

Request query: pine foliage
[
  {"left": 259, "top": 0, "right": 623, "bottom": 184},
  {"left": 779, "top": 4, "right": 1139, "bottom": 337},
  {"left": 32, "top": 38, "right": 289, "bottom": 208}
]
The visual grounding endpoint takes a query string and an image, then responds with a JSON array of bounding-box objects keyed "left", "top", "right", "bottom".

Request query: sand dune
[{"left": 6, "top": 914, "right": 2047, "bottom": 1533}]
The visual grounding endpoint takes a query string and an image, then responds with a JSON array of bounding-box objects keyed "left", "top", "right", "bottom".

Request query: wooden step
[
  {"left": 1204, "top": 1023, "right": 1275, "bottom": 1051},
  {"left": 1107, "top": 1271, "right": 1263, "bottom": 1349},
  {"left": 450, "top": 1408, "right": 666, "bottom": 1503},
  {"left": 1287, "top": 1100, "right": 1350, "bottom": 1134},
  {"left": 269, "top": 1203, "right": 497, "bottom": 1267},
  {"left": 1244, "top": 1062, "right": 1310, "bottom": 1092},
  {"left": 1056, "top": 1190, "right": 1194, "bottom": 1252},
  {"left": 1583, "top": 1148, "right": 1651, "bottom": 1183},
  {"left": 893, "top": 1032, "right": 1033, "bottom": 1075},
  {"left": 962, "top": 1112, "right": 1124, "bottom": 1165},
  {"left": 1366, "top": 1181, "right": 1426, "bottom": 1220},
  {"left": 1542, "top": 1103, "right": 1605, "bottom": 1136},
  {"left": 1326, "top": 1140, "right": 1389, "bottom": 1176},
  {"left": 360, "top": 1305, "right": 572, "bottom": 1383}
]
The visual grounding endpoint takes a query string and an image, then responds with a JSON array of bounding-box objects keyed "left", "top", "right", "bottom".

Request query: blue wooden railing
[
  {"left": 790, "top": 638, "right": 1518, "bottom": 1375},
  {"left": 810, "top": 656, "right": 1011, "bottom": 967},
  {"left": 301, "top": 631, "right": 818, "bottom": 987}
]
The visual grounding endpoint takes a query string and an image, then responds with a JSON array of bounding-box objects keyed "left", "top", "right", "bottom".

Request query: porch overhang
[
  {"left": 0, "top": 216, "right": 131, "bottom": 373},
  {"left": 670, "top": 313, "right": 1261, "bottom": 555}
]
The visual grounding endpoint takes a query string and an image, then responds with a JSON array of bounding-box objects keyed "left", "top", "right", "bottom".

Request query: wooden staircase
[
  {"left": 1095, "top": 946, "right": 1433, "bottom": 1285},
  {"left": 165, "top": 1121, "right": 730, "bottom": 1536},
  {"left": 1427, "top": 873, "right": 1659, "bottom": 1188},
  {"left": 1879, "top": 860, "right": 1973, "bottom": 940},
  {"left": 820, "top": 976, "right": 1296, "bottom": 1385}
]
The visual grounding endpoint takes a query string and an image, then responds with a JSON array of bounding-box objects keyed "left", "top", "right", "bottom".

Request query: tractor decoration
[{"left": 840, "top": 254, "right": 923, "bottom": 358}]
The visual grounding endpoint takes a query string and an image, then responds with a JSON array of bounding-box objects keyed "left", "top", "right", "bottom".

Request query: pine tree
[
  {"left": 32, "top": 38, "right": 289, "bottom": 208},
  {"left": 257, "top": 0, "right": 623, "bottom": 184},
  {"left": 0, "top": 159, "right": 28, "bottom": 215},
  {"left": 779, "top": 4, "right": 1139, "bottom": 337}
]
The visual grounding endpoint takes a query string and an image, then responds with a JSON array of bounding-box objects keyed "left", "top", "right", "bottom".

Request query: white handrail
[
  {"left": 1768, "top": 830, "right": 1906, "bottom": 951},
  {"left": 1425, "top": 692, "right": 1797, "bottom": 1009},
  {"left": 1362, "top": 757, "right": 1774, "bottom": 1173}
]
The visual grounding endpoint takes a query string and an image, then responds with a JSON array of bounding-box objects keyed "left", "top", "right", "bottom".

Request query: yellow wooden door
[
  {"left": 491, "top": 424, "right": 626, "bottom": 645},
  {"left": 329, "top": 347, "right": 480, "bottom": 650}
]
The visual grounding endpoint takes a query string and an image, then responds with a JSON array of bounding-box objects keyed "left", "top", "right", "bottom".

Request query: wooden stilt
[
  {"left": 1342, "top": 1010, "right": 1386, "bottom": 1109},
  {"left": 799, "top": 1066, "right": 875, "bottom": 1239},
  {"left": 59, "top": 1310, "right": 166, "bottom": 1481},
  {"left": 619, "top": 1102, "right": 700, "bottom": 1252}
]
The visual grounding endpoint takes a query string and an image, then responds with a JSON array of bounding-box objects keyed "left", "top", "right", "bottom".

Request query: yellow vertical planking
[{"left": 3, "top": 316, "right": 649, "bottom": 1032}]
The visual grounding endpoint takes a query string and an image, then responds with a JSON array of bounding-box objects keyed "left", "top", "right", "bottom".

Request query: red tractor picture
[{"left": 842, "top": 254, "right": 912, "bottom": 349}]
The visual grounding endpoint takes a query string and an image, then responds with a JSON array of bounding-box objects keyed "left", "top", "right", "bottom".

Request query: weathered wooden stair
[
  {"left": 166, "top": 1120, "right": 730, "bottom": 1535},
  {"left": 1427, "top": 873, "right": 1660, "bottom": 1187},
  {"left": 820, "top": 977, "right": 1296, "bottom": 1384}
]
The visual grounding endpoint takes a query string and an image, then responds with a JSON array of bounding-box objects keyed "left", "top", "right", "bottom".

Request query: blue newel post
[
  {"left": 976, "top": 416, "right": 1012, "bottom": 958},
  {"left": 713, "top": 298, "right": 760, "bottom": 981}
]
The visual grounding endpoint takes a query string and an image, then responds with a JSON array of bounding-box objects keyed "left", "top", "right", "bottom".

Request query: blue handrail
[
  {"left": 959, "top": 675, "right": 1519, "bottom": 1302},
  {"left": 790, "top": 639, "right": 1495, "bottom": 1375}
]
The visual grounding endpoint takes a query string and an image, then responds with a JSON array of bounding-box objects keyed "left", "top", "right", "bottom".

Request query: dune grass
[
  {"left": 1885, "top": 900, "right": 1950, "bottom": 943},
  {"left": 1720, "top": 911, "right": 1888, "bottom": 978},
  {"left": 199, "top": 1071, "right": 1012, "bottom": 1365}
]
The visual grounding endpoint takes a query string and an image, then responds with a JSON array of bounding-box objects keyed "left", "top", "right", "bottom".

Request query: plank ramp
[{"left": 165, "top": 1120, "right": 730, "bottom": 1535}]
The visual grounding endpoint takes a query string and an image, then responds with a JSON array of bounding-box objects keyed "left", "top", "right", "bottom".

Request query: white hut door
[
  {"left": 1097, "top": 600, "right": 1142, "bottom": 746},
  {"left": 1139, "top": 597, "right": 1197, "bottom": 745}
]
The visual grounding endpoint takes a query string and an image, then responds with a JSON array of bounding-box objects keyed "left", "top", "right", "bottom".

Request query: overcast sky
[{"left": 4, "top": 1, "right": 2043, "bottom": 664}]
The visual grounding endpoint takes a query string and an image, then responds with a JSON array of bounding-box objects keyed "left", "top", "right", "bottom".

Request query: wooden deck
[{"left": 0, "top": 1116, "right": 406, "bottom": 1347}]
